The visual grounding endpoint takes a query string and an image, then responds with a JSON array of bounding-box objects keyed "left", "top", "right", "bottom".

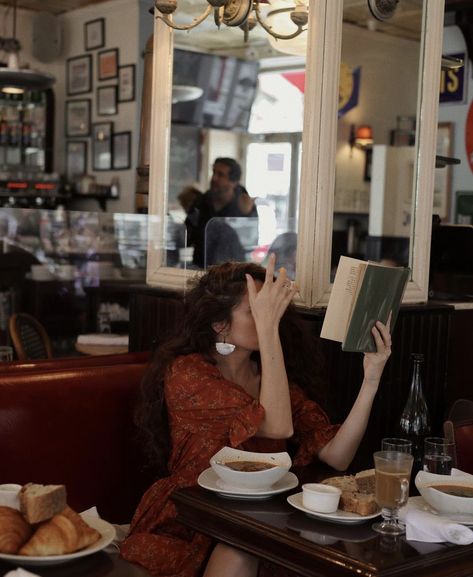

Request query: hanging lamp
[{"left": 0, "top": 0, "right": 55, "bottom": 94}]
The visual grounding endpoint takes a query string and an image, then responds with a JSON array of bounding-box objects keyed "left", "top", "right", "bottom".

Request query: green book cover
[{"left": 342, "top": 264, "right": 410, "bottom": 353}]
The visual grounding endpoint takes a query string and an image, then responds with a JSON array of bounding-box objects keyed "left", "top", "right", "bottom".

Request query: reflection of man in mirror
[{"left": 186, "top": 157, "right": 258, "bottom": 268}]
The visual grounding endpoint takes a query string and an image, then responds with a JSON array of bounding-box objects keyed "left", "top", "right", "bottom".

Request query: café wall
[
  {"left": 438, "top": 24, "right": 473, "bottom": 223},
  {"left": 3, "top": 0, "right": 153, "bottom": 214}
]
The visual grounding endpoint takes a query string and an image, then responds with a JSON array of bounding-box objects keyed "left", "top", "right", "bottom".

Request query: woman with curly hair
[{"left": 120, "top": 255, "right": 392, "bottom": 577}]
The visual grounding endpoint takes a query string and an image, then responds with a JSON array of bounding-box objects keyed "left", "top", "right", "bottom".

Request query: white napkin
[
  {"left": 0, "top": 484, "right": 21, "bottom": 510},
  {"left": 3, "top": 569, "right": 40, "bottom": 577},
  {"left": 399, "top": 502, "right": 473, "bottom": 545},
  {"left": 77, "top": 334, "right": 129, "bottom": 346},
  {"left": 80, "top": 506, "right": 128, "bottom": 553}
]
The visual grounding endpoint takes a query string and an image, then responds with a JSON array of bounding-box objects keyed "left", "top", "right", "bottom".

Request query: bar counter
[{"left": 173, "top": 487, "right": 473, "bottom": 577}]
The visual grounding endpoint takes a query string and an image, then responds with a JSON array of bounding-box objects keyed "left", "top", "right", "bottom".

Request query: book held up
[{"left": 321, "top": 256, "right": 410, "bottom": 353}]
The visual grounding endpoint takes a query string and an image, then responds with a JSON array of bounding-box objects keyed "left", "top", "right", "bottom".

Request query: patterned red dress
[{"left": 120, "top": 353, "right": 339, "bottom": 577}]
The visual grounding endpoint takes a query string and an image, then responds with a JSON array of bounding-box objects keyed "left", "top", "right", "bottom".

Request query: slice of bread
[
  {"left": 355, "top": 468, "right": 375, "bottom": 494},
  {"left": 19, "top": 483, "right": 67, "bottom": 524},
  {"left": 321, "top": 474, "right": 378, "bottom": 516}
]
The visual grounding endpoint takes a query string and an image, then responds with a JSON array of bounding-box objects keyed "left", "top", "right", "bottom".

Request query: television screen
[{"left": 172, "top": 49, "right": 259, "bottom": 131}]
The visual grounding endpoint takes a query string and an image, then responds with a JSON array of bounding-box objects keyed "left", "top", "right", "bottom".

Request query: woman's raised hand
[
  {"left": 363, "top": 315, "right": 392, "bottom": 386},
  {"left": 246, "top": 253, "right": 297, "bottom": 332}
]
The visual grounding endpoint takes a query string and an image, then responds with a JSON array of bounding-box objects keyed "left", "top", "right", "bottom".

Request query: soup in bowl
[
  {"left": 415, "top": 470, "right": 473, "bottom": 515},
  {"left": 210, "top": 447, "right": 292, "bottom": 490}
]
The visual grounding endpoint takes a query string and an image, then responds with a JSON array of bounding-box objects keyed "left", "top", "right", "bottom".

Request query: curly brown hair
[{"left": 135, "top": 261, "right": 325, "bottom": 475}]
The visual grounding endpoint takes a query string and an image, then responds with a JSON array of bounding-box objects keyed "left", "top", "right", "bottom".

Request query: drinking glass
[
  {"left": 372, "top": 450, "right": 414, "bottom": 536},
  {"left": 0, "top": 346, "right": 13, "bottom": 362},
  {"left": 423, "top": 437, "right": 456, "bottom": 475},
  {"left": 381, "top": 438, "right": 412, "bottom": 453}
]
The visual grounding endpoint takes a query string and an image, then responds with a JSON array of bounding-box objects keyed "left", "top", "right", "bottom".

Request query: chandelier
[{"left": 153, "top": 0, "right": 309, "bottom": 42}]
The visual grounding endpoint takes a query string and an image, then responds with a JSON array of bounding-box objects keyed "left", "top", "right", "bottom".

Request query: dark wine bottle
[{"left": 399, "top": 353, "right": 431, "bottom": 477}]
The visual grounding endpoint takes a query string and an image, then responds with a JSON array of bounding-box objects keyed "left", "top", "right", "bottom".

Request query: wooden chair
[
  {"left": 8, "top": 313, "right": 53, "bottom": 361},
  {"left": 443, "top": 399, "right": 473, "bottom": 475}
]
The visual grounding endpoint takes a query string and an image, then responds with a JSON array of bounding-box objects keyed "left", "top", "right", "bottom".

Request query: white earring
[{"left": 215, "top": 336, "right": 236, "bottom": 356}]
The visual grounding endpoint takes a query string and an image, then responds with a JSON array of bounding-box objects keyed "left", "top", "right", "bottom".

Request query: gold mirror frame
[{"left": 146, "top": 0, "right": 444, "bottom": 307}]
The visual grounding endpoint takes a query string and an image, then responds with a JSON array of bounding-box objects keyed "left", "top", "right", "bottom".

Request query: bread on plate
[
  {"left": 321, "top": 469, "right": 378, "bottom": 516},
  {"left": 19, "top": 483, "right": 67, "bottom": 524},
  {"left": 0, "top": 506, "right": 32, "bottom": 554},
  {"left": 19, "top": 506, "right": 101, "bottom": 556}
]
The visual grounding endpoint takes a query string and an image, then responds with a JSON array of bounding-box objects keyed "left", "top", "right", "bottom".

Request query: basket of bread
[{"left": 0, "top": 483, "right": 111, "bottom": 560}]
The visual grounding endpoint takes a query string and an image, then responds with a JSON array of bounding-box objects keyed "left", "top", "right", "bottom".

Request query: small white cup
[{"left": 302, "top": 483, "right": 341, "bottom": 513}]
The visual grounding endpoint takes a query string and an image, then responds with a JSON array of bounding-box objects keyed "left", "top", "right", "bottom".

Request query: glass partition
[{"left": 0, "top": 207, "right": 155, "bottom": 355}]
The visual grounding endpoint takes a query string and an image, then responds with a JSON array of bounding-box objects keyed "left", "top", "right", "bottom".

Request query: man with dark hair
[{"left": 186, "top": 158, "right": 258, "bottom": 268}]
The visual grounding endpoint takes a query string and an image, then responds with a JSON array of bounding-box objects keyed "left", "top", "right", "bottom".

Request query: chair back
[
  {"left": 444, "top": 398, "right": 473, "bottom": 474},
  {"left": 8, "top": 313, "right": 53, "bottom": 360}
]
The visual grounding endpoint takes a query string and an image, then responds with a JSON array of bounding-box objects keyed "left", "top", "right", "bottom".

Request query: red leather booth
[{"left": 0, "top": 355, "right": 154, "bottom": 524}]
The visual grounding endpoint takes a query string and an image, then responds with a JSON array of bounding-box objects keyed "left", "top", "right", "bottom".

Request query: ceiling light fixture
[
  {"left": 153, "top": 0, "right": 309, "bottom": 43},
  {"left": 0, "top": 0, "right": 55, "bottom": 94}
]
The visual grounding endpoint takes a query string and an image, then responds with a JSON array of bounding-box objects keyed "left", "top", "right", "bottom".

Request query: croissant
[
  {"left": 0, "top": 506, "right": 32, "bottom": 554},
  {"left": 19, "top": 506, "right": 101, "bottom": 556}
]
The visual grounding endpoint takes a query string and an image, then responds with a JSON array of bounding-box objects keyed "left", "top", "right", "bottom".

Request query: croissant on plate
[
  {"left": 0, "top": 506, "right": 32, "bottom": 554},
  {"left": 19, "top": 506, "right": 101, "bottom": 556}
]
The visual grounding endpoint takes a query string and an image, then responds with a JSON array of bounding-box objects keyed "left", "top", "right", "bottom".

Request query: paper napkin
[
  {"left": 3, "top": 569, "right": 40, "bottom": 577},
  {"left": 399, "top": 503, "right": 473, "bottom": 545}
]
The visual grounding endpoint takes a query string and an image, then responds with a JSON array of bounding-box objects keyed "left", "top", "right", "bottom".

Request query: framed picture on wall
[
  {"left": 66, "top": 141, "right": 87, "bottom": 178},
  {"left": 65, "top": 99, "right": 91, "bottom": 137},
  {"left": 97, "top": 85, "right": 117, "bottom": 115},
  {"left": 84, "top": 18, "right": 105, "bottom": 51},
  {"left": 92, "top": 122, "right": 113, "bottom": 171},
  {"left": 66, "top": 55, "right": 92, "bottom": 96},
  {"left": 98, "top": 48, "right": 119, "bottom": 81},
  {"left": 118, "top": 65, "right": 135, "bottom": 102},
  {"left": 112, "top": 131, "right": 131, "bottom": 170},
  {"left": 434, "top": 122, "right": 454, "bottom": 221}
]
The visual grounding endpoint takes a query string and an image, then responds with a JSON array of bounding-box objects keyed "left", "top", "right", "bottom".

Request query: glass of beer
[
  {"left": 372, "top": 450, "right": 414, "bottom": 535},
  {"left": 423, "top": 437, "right": 456, "bottom": 475}
]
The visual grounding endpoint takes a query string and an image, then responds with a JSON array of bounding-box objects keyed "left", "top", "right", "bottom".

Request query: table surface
[
  {"left": 173, "top": 487, "right": 473, "bottom": 577},
  {"left": 0, "top": 552, "right": 149, "bottom": 577}
]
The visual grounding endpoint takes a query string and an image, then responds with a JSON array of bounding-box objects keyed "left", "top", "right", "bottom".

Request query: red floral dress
[{"left": 120, "top": 353, "right": 339, "bottom": 577}]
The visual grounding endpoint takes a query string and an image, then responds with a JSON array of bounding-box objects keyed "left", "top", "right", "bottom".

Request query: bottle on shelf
[{"left": 398, "top": 353, "right": 431, "bottom": 477}]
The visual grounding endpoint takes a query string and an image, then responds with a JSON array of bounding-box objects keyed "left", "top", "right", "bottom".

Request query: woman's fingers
[
  {"left": 265, "top": 253, "right": 276, "bottom": 284},
  {"left": 371, "top": 321, "right": 392, "bottom": 355},
  {"left": 246, "top": 274, "right": 257, "bottom": 302}
]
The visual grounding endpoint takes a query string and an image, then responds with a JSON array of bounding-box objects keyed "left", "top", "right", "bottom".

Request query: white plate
[
  {"left": 0, "top": 515, "right": 116, "bottom": 566},
  {"left": 408, "top": 495, "right": 473, "bottom": 526},
  {"left": 198, "top": 467, "right": 298, "bottom": 499},
  {"left": 287, "top": 493, "right": 380, "bottom": 525}
]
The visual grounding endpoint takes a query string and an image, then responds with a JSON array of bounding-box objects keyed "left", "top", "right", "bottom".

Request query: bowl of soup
[
  {"left": 415, "top": 470, "right": 473, "bottom": 515},
  {"left": 210, "top": 447, "right": 292, "bottom": 490}
]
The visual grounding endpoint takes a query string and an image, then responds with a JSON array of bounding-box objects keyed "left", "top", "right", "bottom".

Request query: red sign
[{"left": 466, "top": 100, "right": 473, "bottom": 174}]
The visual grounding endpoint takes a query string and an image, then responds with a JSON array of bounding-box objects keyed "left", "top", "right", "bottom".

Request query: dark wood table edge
[{"left": 172, "top": 487, "right": 473, "bottom": 577}]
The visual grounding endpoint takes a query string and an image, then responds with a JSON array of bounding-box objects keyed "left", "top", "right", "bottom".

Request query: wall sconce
[{"left": 349, "top": 124, "right": 374, "bottom": 150}]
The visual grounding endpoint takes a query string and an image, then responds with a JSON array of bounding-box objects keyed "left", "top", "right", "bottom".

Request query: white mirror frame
[{"left": 146, "top": 0, "right": 444, "bottom": 307}]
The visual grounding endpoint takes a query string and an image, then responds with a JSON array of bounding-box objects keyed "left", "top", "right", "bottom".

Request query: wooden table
[
  {"left": 0, "top": 552, "right": 150, "bottom": 577},
  {"left": 173, "top": 487, "right": 473, "bottom": 577}
]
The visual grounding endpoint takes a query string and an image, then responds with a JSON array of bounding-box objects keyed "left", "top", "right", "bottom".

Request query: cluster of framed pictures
[
  {"left": 65, "top": 17, "right": 135, "bottom": 178},
  {"left": 67, "top": 125, "right": 131, "bottom": 175}
]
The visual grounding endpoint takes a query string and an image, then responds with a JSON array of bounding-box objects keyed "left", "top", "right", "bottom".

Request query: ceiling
[{"left": 0, "top": 0, "right": 111, "bottom": 14}]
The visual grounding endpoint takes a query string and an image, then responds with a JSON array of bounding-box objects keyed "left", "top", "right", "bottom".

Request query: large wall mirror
[{"left": 147, "top": 0, "right": 444, "bottom": 306}]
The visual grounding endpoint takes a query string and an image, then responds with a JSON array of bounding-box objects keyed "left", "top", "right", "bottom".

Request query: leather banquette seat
[{"left": 0, "top": 352, "right": 154, "bottom": 524}]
